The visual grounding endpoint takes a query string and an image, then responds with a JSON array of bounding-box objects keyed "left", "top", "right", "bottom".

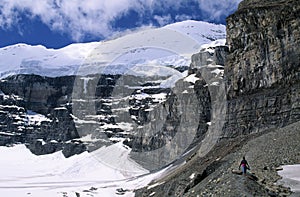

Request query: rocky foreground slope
[{"left": 135, "top": 0, "right": 300, "bottom": 196}]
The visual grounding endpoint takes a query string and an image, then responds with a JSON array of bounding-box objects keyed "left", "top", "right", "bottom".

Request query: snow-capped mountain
[
  {"left": 0, "top": 20, "right": 225, "bottom": 78},
  {"left": 0, "top": 20, "right": 227, "bottom": 197}
]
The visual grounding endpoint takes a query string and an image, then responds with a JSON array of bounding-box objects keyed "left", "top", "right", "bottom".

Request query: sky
[{"left": 0, "top": 0, "right": 242, "bottom": 49}]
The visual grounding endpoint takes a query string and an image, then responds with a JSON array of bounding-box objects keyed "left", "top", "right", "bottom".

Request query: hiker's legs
[{"left": 241, "top": 166, "right": 247, "bottom": 175}]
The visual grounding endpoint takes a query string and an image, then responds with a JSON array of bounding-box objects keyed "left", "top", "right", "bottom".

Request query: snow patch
[
  {"left": 78, "top": 134, "right": 102, "bottom": 143},
  {"left": 25, "top": 110, "right": 51, "bottom": 125},
  {"left": 81, "top": 77, "right": 94, "bottom": 94},
  {"left": 147, "top": 181, "right": 165, "bottom": 189},
  {"left": 152, "top": 93, "right": 168, "bottom": 103},
  {"left": 211, "top": 68, "right": 224, "bottom": 76},
  {"left": 160, "top": 71, "right": 186, "bottom": 88},
  {"left": 190, "top": 173, "right": 196, "bottom": 179},
  {"left": 200, "top": 39, "right": 226, "bottom": 53},
  {"left": 210, "top": 81, "right": 220, "bottom": 86},
  {"left": 184, "top": 74, "right": 200, "bottom": 84},
  {"left": 278, "top": 164, "right": 300, "bottom": 192}
]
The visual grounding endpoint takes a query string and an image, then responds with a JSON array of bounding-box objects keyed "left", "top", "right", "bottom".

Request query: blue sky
[{"left": 0, "top": 0, "right": 242, "bottom": 49}]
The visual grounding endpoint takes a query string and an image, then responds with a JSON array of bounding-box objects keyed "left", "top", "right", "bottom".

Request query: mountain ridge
[{"left": 0, "top": 20, "right": 225, "bottom": 79}]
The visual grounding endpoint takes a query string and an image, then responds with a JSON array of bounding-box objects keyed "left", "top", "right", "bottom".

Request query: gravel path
[{"left": 188, "top": 121, "right": 300, "bottom": 196}]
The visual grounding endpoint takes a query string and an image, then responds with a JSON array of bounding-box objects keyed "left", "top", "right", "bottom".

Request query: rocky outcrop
[
  {"left": 224, "top": 0, "right": 300, "bottom": 136},
  {"left": 187, "top": 43, "right": 229, "bottom": 157},
  {"left": 127, "top": 77, "right": 211, "bottom": 170}
]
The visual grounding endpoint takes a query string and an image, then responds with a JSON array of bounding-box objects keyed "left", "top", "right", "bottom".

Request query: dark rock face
[
  {"left": 0, "top": 94, "right": 26, "bottom": 145},
  {"left": 0, "top": 75, "right": 75, "bottom": 114},
  {"left": 226, "top": 0, "right": 300, "bottom": 97},
  {"left": 0, "top": 90, "right": 83, "bottom": 156},
  {"left": 0, "top": 75, "right": 85, "bottom": 156},
  {"left": 0, "top": 72, "right": 211, "bottom": 163},
  {"left": 127, "top": 77, "right": 211, "bottom": 170},
  {"left": 238, "top": 0, "right": 294, "bottom": 9},
  {"left": 224, "top": 0, "right": 300, "bottom": 136}
]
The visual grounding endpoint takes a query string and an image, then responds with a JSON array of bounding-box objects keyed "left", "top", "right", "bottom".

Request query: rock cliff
[
  {"left": 0, "top": 87, "right": 84, "bottom": 157},
  {"left": 224, "top": 0, "right": 300, "bottom": 136},
  {"left": 0, "top": 72, "right": 211, "bottom": 164}
]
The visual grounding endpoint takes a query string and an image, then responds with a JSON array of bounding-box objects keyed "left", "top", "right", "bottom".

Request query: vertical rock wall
[{"left": 224, "top": 0, "right": 300, "bottom": 136}]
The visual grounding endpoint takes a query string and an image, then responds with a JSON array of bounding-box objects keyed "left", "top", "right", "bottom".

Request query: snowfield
[
  {"left": 278, "top": 165, "right": 300, "bottom": 193},
  {"left": 0, "top": 144, "right": 173, "bottom": 197}
]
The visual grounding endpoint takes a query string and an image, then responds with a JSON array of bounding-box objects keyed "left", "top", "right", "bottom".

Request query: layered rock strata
[
  {"left": 224, "top": 0, "right": 300, "bottom": 136},
  {"left": 0, "top": 72, "right": 211, "bottom": 164}
]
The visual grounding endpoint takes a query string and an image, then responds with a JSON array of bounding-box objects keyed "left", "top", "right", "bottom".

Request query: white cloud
[
  {"left": 0, "top": 0, "right": 138, "bottom": 41},
  {"left": 154, "top": 14, "right": 173, "bottom": 26},
  {"left": 0, "top": 0, "right": 242, "bottom": 42},
  {"left": 197, "top": 0, "right": 243, "bottom": 21},
  {"left": 175, "top": 14, "right": 193, "bottom": 22}
]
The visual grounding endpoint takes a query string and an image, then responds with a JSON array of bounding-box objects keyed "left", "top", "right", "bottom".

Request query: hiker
[{"left": 239, "top": 156, "right": 250, "bottom": 175}]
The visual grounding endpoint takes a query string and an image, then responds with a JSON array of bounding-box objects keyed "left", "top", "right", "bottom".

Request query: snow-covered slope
[
  {"left": 0, "top": 20, "right": 225, "bottom": 78},
  {"left": 0, "top": 144, "right": 151, "bottom": 196}
]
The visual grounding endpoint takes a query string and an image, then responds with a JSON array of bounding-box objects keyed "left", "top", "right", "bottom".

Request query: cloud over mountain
[{"left": 0, "top": 0, "right": 242, "bottom": 42}]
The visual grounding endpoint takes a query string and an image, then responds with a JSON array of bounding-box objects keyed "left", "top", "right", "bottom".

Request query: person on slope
[{"left": 239, "top": 156, "right": 250, "bottom": 175}]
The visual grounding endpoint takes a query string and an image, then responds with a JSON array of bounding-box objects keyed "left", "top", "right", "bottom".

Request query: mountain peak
[{"left": 0, "top": 20, "right": 226, "bottom": 79}]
